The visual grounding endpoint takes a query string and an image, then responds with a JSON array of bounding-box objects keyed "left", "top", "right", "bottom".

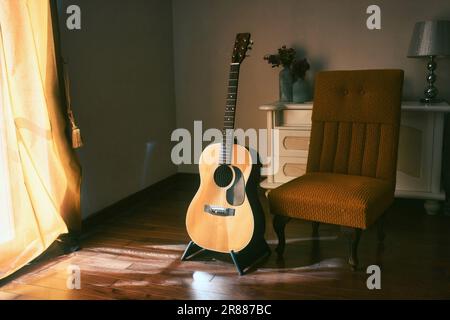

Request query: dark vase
[
  {"left": 279, "top": 67, "right": 293, "bottom": 102},
  {"left": 292, "top": 78, "right": 310, "bottom": 103}
]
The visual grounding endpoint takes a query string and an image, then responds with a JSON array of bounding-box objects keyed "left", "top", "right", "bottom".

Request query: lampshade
[{"left": 407, "top": 20, "right": 450, "bottom": 57}]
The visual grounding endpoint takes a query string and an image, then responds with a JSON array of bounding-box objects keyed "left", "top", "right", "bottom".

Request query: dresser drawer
[
  {"left": 278, "top": 129, "right": 311, "bottom": 157},
  {"left": 274, "top": 156, "right": 307, "bottom": 183},
  {"left": 278, "top": 109, "right": 312, "bottom": 128}
]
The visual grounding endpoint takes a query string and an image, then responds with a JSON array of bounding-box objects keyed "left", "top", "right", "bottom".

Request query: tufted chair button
[
  {"left": 343, "top": 89, "right": 349, "bottom": 95},
  {"left": 360, "top": 88, "right": 365, "bottom": 95}
]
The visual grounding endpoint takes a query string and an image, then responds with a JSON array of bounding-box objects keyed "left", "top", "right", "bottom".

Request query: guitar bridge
[{"left": 204, "top": 204, "right": 235, "bottom": 217}]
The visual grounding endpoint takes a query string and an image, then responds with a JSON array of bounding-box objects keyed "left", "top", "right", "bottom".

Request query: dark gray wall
[
  {"left": 56, "top": 0, "right": 450, "bottom": 213},
  {"left": 58, "top": 0, "right": 177, "bottom": 217},
  {"left": 172, "top": 0, "right": 450, "bottom": 172}
]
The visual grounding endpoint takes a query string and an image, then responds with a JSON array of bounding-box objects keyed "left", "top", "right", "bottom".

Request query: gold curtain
[{"left": 0, "top": 0, "right": 81, "bottom": 280}]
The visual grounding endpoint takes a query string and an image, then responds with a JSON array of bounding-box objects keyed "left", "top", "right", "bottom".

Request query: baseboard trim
[{"left": 82, "top": 173, "right": 197, "bottom": 233}]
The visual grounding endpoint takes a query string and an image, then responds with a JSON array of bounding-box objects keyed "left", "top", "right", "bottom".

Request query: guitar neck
[{"left": 221, "top": 63, "right": 241, "bottom": 164}]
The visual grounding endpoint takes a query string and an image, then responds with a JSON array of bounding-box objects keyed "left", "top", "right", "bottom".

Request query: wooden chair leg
[
  {"left": 342, "top": 227, "right": 362, "bottom": 271},
  {"left": 310, "top": 222, "right": 321, "bottom": 263},
  {"left": 272, "top": 215, "right": 290, "bottom": 256},
  {"left": 312, "top": 222, "right": 320, "bottom": 238}
]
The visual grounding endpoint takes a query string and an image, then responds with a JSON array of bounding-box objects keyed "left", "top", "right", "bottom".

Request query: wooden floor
[{"left": 1, "top": 174, "right": 449, "bottom": 300}]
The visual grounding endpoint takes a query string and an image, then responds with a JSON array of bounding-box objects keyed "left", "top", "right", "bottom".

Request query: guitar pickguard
[{"left": 226, "top": 166, "right": 245, "bottom": 206}]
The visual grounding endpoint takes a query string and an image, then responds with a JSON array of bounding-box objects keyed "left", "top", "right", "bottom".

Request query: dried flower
[
  {"left": 264, "top": 45, "right": 296, "bottom": 68},
  {"left": 264, "top": 54, "right": 281, "bottom": 67},
  {"left": 264, "top": 46, "right": 310, "bottom": 80},
  {"left": 292, "top": 58, "right": 310, "bottom": 80}
]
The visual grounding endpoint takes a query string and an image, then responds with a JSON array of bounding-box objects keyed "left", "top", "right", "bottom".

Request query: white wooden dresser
[{"left": 259, "top": 101, "right": 450, "bottom": 215}]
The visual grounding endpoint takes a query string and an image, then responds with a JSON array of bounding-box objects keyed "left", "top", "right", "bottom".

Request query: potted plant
[{"left": 264, "top": 46, "right": 310, "bottom": 103}]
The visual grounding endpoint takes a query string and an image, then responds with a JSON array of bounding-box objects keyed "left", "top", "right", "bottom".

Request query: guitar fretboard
[{"left": 220, "top": 63, "right": 240, "bottom": 165}]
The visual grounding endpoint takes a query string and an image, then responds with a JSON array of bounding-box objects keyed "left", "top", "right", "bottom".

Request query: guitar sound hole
[{"left": 214, "top": 165, "right": 233, "bottom": 188}]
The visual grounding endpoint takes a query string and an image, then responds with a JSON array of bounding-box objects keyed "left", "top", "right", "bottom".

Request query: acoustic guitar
[{"left": 184, "top": 33, "right": 269, "bottom": 274}]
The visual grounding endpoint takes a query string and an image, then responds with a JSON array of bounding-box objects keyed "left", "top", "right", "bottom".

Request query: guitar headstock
[{"left": 231, "top": 33, "right": 253, "bottom": 64}]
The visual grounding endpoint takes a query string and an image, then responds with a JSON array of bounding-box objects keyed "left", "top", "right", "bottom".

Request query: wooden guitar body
[
  {"left": 182, "top": 33, "right": 269, "bottom": 274},
  {"left": 186, "top": 143, "right": 264, "bottom": 253}
]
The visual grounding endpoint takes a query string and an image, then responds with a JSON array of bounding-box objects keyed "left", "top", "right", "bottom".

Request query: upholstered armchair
[{"left": 268, "top": 69, "right": 404, "bottom": 270}]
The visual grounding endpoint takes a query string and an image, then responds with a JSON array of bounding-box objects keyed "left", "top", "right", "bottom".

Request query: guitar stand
[{"left": 181, "top": 240, "right": 270, "bottom": 276}]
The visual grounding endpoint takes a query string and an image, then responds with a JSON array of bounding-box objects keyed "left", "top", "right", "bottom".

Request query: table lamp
[{"left": 407, "top": 20, "right": 450, "bottom": 104}]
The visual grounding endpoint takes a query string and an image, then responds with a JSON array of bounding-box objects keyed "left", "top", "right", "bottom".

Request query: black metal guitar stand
[{"left": 181, "top": 239, "right": 270, "bottom": 276}]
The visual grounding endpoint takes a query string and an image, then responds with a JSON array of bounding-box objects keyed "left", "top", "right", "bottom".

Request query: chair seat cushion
[{"left": 268, "top": 173, "right": 394, "bottom": 229}]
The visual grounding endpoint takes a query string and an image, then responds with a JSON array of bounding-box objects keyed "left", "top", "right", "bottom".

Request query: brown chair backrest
[{"left": 306, "top": 70, "right": 404, "bottom": 187}]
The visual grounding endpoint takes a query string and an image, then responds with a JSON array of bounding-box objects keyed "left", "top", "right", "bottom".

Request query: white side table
[{"left": 259, "top": 101, "right": 450, "bottom": 215}]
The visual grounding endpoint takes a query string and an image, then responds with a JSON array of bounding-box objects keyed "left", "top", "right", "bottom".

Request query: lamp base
[
  {"left": 420, "top": 56, "right": 443, "bottom": 105},
  {"left": 420, "top": 97, "right": 444, "bottom": 104}
]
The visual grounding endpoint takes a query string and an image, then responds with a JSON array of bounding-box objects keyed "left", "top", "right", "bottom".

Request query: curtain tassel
[
  {"left": 71, "top": 125, "right": 83, "bottom": 149},
  {"left": 63, "top": 62, "right": 83, "bottom": 149}
]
